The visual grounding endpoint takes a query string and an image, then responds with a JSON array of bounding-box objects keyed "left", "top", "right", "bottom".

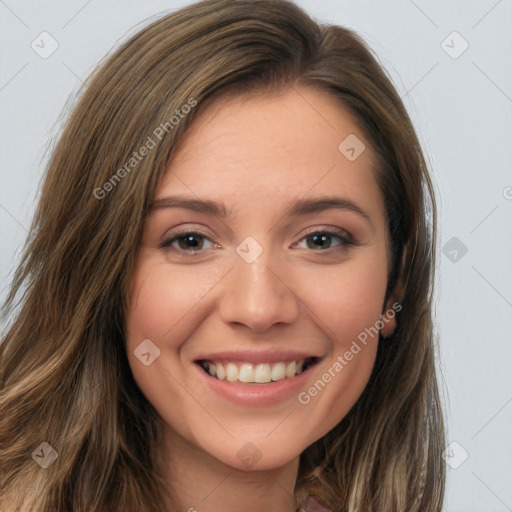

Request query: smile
[{"left": 197, "top": 357, "right": 319, "bottom": 384}]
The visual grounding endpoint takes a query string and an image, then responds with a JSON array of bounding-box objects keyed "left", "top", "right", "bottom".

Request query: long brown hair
[{"left": 1, "top": 1, "right": 445, "bottom": 510}]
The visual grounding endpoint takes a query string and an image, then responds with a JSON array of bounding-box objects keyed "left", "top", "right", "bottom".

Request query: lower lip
[{"left": 194, "top": 361, "right": 321, "bottom": 406}]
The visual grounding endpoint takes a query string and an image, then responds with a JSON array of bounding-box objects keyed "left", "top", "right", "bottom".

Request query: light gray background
[{"left": 1, "top": 1, "right": 511, "bottom": 510}]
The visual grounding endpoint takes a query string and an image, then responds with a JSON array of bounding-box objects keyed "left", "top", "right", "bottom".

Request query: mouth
[{"left": 195, "top": 357, "right": 320, "bottom": 385}]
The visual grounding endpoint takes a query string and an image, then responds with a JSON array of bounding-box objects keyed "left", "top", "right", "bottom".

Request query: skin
[{"left": 125, "top": 86, "right": 397, "bottom": 512}]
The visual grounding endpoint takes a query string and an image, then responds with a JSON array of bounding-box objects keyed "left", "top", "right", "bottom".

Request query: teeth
[
  {"left": 215, "top": 363, "right": 226, "bottom": 380},
  {"left": 271, "top": 362, "right": 286, "bottom": 381},
  {"left": 201, "top": 359, "right": 311, "bottom": 384},
  {"left": 238, "top": 363, "right": 255, "bottom": 383},
  {"left": 286, "top": 361, "right": 296, "bottom": 378},
  {"left": 255, "top": 363, "right": 271, "bottom": 383},
  {"left": 226, "top": 363, "right": 238, "bottom": 382}
]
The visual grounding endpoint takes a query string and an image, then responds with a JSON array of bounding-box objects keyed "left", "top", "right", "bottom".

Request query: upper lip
[{"left": 194, "top": 349, "right": 323, "bottom": 365}]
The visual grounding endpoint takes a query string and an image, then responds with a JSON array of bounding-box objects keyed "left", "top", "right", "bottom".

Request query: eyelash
[
  {"left": 159, "top": 227, "right": 356, "bottom": 254},
  {"left": 291, "top": 227, "right": 356, "bottom": 250}
]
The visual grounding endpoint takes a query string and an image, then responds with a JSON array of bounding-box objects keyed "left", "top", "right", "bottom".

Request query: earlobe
[
  {"left": 380, "top": 305, "right": 397, "bottom": 338},
  {"left": 380, "top": 284, "right": 403, "bottom": 338}
]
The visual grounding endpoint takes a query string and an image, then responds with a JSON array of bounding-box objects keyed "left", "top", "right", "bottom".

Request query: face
[{"left": 125, "top": 86, "right": 396, "bottom": 471}]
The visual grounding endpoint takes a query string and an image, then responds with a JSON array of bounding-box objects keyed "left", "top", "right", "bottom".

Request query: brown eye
[
  {"left": 177, "top": 234, "right": 204, "bottom": 251},
  {"left": 306, "top": 233, "right": 338, "bottom": 250},
  {"left": 294, "top": 229, "right": 355, "bottom": 251},
  {"left": 160, "top": 232, "right": 216, "bottom": 252}
]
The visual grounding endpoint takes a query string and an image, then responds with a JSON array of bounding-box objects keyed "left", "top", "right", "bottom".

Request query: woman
[{"left": 1, "top": 0, "right": 446, "bottom": 510}]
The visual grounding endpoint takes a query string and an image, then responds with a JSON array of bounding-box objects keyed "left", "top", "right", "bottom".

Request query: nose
[{"left": 218, "top": 249, "right": 300, "bottom": 333}]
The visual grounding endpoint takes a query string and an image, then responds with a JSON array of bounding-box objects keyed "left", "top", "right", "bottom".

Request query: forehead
[{"left": 157, "top": 86, "right": 383, "bottom": 218}]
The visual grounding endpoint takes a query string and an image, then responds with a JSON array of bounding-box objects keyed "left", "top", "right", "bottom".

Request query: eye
[
  {"left": 292, "top": 228, "right": 355, "bottom": 251},
  {"left": 159, "top": 230, "right": 219, "bottom": 253}
]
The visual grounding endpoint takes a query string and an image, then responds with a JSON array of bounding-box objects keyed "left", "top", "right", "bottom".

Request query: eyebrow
[{"left": 150, "top": 195, "right": 371, "bottom": 223}]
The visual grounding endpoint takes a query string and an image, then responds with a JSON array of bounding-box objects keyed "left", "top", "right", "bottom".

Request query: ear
[{"left": 380, "top": 280, "right": 404, "bottom": 338}]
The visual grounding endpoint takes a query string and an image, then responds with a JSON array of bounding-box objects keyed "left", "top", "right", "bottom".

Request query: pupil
[
  {"left": 180, "top": 235, "right": 202, "bottom": 250},
  {"left": 308, "top": 234, "right": 330, "bottom": 249}
]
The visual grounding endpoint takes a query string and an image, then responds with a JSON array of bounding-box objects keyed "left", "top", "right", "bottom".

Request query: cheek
[
  {"left": 291, "top": 254, "right": 387, "bottom": 433},
  {"left": 295, "top": 254, "right": 388, "bottom": 346},
  {"left": 124, "top": 256, "right": 223, "bottom": 406},
  {"left": 126, "top": 255, "right": 220, "bottom": 345}
]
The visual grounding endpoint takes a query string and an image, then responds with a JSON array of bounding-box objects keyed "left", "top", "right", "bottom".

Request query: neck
[{"left": 155, "top": 420, "right": 301, "bottom": 512}]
